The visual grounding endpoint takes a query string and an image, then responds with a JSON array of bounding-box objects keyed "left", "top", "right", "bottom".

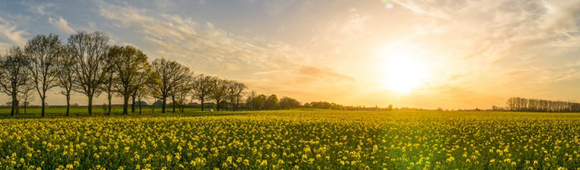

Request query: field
[{"left": 0, "top": 109, "right": 579, "bottom": 170}]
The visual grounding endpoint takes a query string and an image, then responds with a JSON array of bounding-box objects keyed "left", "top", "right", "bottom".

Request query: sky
[{"left": 0, "top": 0, "right": 579, "bottom": 109}]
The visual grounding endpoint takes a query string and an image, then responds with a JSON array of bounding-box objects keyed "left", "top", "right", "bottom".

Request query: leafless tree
[
  {"left": 230, "top": 82, "right": 246, "bottom": 111},
  {"left": 68, "top": 31, "right": 110, "bottom": 115},
  {"left": 151, "top": 58, "right": 191, "bottom": 113},
  {"left": 0, "top": 47, "right": 32, "bottom": 116},
  {"left": 56, "top": 47, "right": 76, "bottom": 116},
  {"left": 209, "top": 78, "right": 229, "bottom": 111},
  {"left": 25, "top": 34, "right": 62, "bottom": 117},
  {"left": 19, "top": 79, "right": 35, "bottom": 115},
  {"left": 245, "top": 91, "right": 257, "bottom": 110},
  {"left": 191, "top": 74, "right": 213, "bottom": 111}
]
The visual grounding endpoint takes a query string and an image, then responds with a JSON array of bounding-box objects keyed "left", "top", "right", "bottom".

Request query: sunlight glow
[{"left": 376, "top": 45, "right": 430, "bottom": 94}]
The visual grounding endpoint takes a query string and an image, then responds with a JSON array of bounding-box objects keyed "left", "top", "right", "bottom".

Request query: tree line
[
  {"left": 0, "top": 31, "right": 307, "bottom": 117},
  {"left": 505, "top": 97, "right": 580, "bottom": 112}
]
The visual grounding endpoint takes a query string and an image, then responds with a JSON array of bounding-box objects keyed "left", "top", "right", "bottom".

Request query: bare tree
[
  {"left": 173, "top": 77, "right": 193, "bottom": 113},
  {"left": 209, "top": 78, "right": 229, "bottom": 111},
  {"left": 230, "top": 82, "right": 246, "bottom": 111},
  {"left": 0, "top": 47, "right": 32, "bottom": 116},
  {"left": 68, "top": 31, "right": 110, "bottom": 115},
  {"left": 25, "top": 34, "right": 62, "bottom": 117},
  {"left": 246, "top": 91, "right": 257, "bottom": 110},
  {"left": 151, "top": 58, "right": 191, "bottom": 113},
  {"left": 191, "top": 74, "right": 213, "bottom": 111},
  {"left": 56, "top": 47, "right": 76, "bottom": 116},
  {"left": 19, "top": 80, "right": 35, "bottom": 115}
]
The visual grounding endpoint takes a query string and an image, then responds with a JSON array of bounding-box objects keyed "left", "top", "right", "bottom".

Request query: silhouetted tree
[
  {"left": 264, "top": 94, "right": 279, "bottom": 110},
  {"left": 245, "top": 91, "right": 257, "bottom": 110},
  {"left": 151, "top": 58, "right": 191, "bottom": 113},
  {"left": 56, "top": 46, "right": 76, "bottom": 116},
  {"left": 279, "top": 97, "right": 300, "bottom": 109},
  {"left": 191, "top": 74, "right": 212, "bottom": 111},
  {"left": 68, "top": 31, "right": 110, "bottom": 115},
  {"left": 229, "top": 81, "right": 246, "bottom": 111},
  {"left": 25, "top": 34, "right": 63, "bottom": 117},
  {"left": 0, "top": 47, "right": 31, "bottom": 116},
  {"left": 209, "top": 78, "right": 228, "bottom": 111}
]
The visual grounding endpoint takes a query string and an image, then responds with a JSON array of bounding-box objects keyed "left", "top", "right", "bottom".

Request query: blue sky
[{"left": 1, "top": 0, "right": 580, "bottom": 109}]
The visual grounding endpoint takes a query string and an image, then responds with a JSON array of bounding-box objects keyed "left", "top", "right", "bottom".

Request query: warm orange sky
[{"left": 1, "top": 0, "right": 580, "bottom": 109}]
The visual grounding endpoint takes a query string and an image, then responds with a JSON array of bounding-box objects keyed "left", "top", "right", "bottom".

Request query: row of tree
[
  {"left": 0, "top": 31, "right": 256, "bottom": 116},
  {"left": 244, "top": 92, "right": 302, "bottom": 110},
  {"left": 506, "top": 97, "right": 580, "bottom": 112}
]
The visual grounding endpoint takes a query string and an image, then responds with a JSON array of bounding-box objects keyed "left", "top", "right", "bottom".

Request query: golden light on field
[{"left": 376, "top": 45, "right": 431, "bottom": 95}]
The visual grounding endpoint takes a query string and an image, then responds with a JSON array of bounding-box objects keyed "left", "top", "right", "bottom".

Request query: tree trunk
[
  {"left": 172, "top": 95, "right": 176, "bottom": 113},
  {"left": 88, "top": 94, "right": 93, "bottom": 116},
  {"left": 162, "top": 97, "right": 166, "bottom": 113},
  {"left": 66, "top": 94, "right": 70, "bottom": 116},
  {"left": 131, "top": 92, "right": 136, "bottom": 113},
  {"left": 201, "top": 98, "right": 204, "bottom": 111},
  {"left": 41, "top": 97, "right": 46, "bottom": 117},
  {"left": 11, "top": 94, "right": 17, "bottom": 116},
  {"left": 107, "top": 93, "right": 112, "bottom": 115},
  {"left": 123, "top": 96, "right": 129, "bottom": 115},
  {"left": 138, "top": 99, "right": 142, "bottom": 115},
  {"left": 216, "top": 100, "right": 220, "bottom": 111}
]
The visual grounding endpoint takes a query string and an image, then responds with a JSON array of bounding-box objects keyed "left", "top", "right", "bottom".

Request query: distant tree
[
  {"left": 209, "top": 78, "right": 229, "bottom": 111},
  {"left": 68, "top": 31, "right": 110, "bottom": 115},
  {"left": 245, "top": 91, "right": 257, "bottom": 110},
  {"left": 0, "top": 47, "right": 32, "bottom": 116},
  {"left": 56, "top": 46, "right": 76, "bottom": 116},
  {"left": 264, "top": 94, "right": 279, "bottom": 110},
  {"left": 191, "top": 74, "right": 213, "bottom": 111},
  {"left": 228, "top": 81, "right": 247, "bottom": 111},
  {"left": 109, "top": 45, "right": 150, "bottom": 115},
  {"left": 134, "top": 69, "right": 157, "bottom": 115},
  {"left": 19, "top": 80, "right": 35, "bottom": 115},
  {"left": 101, "top": 51, "right": 116, "bottom": 115},
  {"left": 151, "top": 58, "right": 191, "bottom": 113},
  {"left": 25, "top": 34, "right": 62, "bottom": 117},
  {"left": 254, "top": 94, "right": 267, "bottom": 110},
  {"left": 279, "top": 97, "right": 300, "bottom": 109},
  {"left": 173, "top": 77, "right": 193, "bottom": 113}
]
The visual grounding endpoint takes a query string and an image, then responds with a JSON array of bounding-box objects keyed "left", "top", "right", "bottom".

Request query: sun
[{"left": 375, "top": 46, "right": 430, "bottom": 94}]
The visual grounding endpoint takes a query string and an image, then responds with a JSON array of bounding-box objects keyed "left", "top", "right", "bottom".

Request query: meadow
[{"left": 0, "top": 109, "right": 579, "bottom": 169}]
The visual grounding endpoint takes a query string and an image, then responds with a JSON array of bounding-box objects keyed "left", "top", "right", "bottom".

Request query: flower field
[{"left": 0, "top": 110, "right": 579, "bottom": 169}]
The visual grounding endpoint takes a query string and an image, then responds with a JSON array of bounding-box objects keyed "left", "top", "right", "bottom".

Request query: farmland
[{"left": 0, "top": 109, "right": 579, "bottom": 169}]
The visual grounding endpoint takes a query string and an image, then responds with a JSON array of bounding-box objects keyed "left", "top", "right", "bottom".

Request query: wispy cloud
[
  {"left": 48, "top": 16, "right": 75, "bottom": 34},
  {"left": 0, "top": 16, "right": 28, "bottom": 46}
]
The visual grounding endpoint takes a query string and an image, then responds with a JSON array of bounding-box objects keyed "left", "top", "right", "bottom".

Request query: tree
[
  {"left": 245, "top": 91, "right": 257, "bottom": 110},
  {"left": 56, "top": 46, "right": 76, "bottom": 116},
  {"left": 279, "top": 97, "right": 300, "bottom": 109},
  {"left": 135, "top": 66, "right": 157, "bottom": 115},
  {"left": 191, "top": 74, "right": 213, "bottom": 111},
  {"left": 25, "top": 34, "right": 63, "bottom": 117},
  {"left": 109, "top": 45, "right": 150, "bottom": 115},
  {"left": 254, "top": 94, "right": 267, "bottom": 110},
  {"left": 19, "top": 79, "right": 35, "bottom": 115},
  {"left": 171, "top": 73, "right": 193, "bottom": 113},
  {"left": 228, "top": 81, "right": 246, "bottom": 111},
  {"left": 264, "top": 94, "right": 279, "bottom": 110},
  {"left": 0, "top": 47, "right": 32, "bottom": 116},
  {"left": 209, "top": 78, "right": 228, "bottom": 111},
  {"left": 151, "top": 58, "right": 191, "bottom": 113},
  {"left": 68, "top": 31, "right": 110, "bottom": 115}
]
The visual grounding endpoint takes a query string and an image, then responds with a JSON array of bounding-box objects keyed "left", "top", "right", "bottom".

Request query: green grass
[
  {"left": 0, "top": 110, "right": 579, "bottom": 169},
  {"left": 0, "top": 106, "right": 205, "bottom": 118}
]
